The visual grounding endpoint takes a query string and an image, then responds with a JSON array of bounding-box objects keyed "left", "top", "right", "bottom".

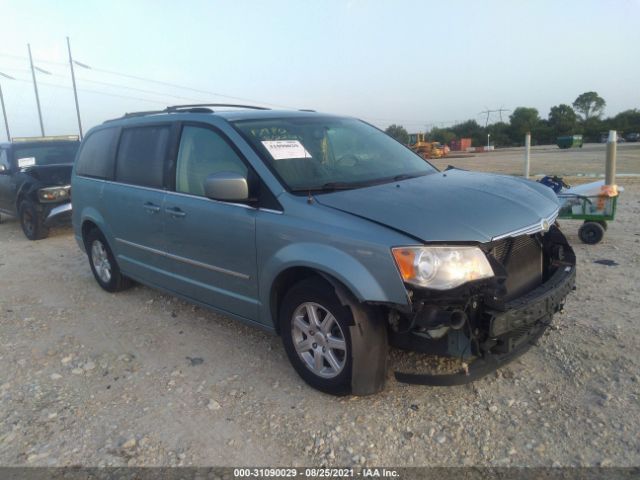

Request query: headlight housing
[
  {"left": 392, "top": 246, "right": 494, "bottom": 290},
  {"left": 38, "top": 186, "right": 70, "bottom": 203}
]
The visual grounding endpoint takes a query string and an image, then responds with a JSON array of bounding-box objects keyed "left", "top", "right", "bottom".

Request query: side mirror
[
  {"left": 204, "top": 172, "right": 249, "bottom": 202},
  {"left": 0, "top": 164, "right": 8, "bottom": 174}
]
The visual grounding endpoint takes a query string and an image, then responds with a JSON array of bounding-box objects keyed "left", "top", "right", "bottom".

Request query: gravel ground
[{"left": 0, "top": 168, "right": 639, "bottom": 467}]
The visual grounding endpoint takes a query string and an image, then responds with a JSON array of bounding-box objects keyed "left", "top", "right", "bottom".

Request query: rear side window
[
  {"left": 76, "top": 128, "right": 119, "bottom": 179},
  {"left": 115, "top": 125, "right": 170, "bottom": 188}
]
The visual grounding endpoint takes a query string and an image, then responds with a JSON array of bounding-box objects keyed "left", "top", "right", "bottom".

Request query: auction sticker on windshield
[
  {"left": 18, "top": 157, "right": 36, "bottom": 168},
  {"left": 261, "top": 140, "right": 312, "bottom": 160}
]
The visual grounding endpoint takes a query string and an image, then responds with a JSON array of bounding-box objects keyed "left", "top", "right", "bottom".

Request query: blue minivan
[{"left": 71, "top": 104, "right": 576, "bottom": 395}]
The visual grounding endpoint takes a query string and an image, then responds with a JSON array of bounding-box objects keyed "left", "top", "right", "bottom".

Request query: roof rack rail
[
  {"left": 166, "top": 103, "right": 270, "bottom": 111},
  {"left": 103, "top": 103, "right": 272, "bottom": 124},
  {"left": 103, "top": 110, "right": 166, "bottom": 123},
  {"left": 298, "top": 109, "right": 316, "bottom": 112},
  {"left": 122, "top": 110, "right": 167, "bottom": 118}
]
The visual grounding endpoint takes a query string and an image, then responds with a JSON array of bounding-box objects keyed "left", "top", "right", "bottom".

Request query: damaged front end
[{"left": 389, "top": 224, "right": 576, "bottom": 385}]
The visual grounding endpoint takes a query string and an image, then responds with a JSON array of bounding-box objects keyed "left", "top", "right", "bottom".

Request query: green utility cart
[
  {"left": 557, "top": 135, "right": 583, "bottom": 149},
  {"left": 557, "top": 181, "right": 622, "bottom": 244}
]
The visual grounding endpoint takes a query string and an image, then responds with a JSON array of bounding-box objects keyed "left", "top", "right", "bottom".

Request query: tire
[
  {"left": 280, "top": 277, "right": 354, "bottom": 395},
  {"left": 579, "top": 221, "right": 605, "bottom": 245},
  {"left": 19, "top": 200, "right": 49, "bottom": 240},
  {"left": 85, "top": 228, "right": 132, "bottom": 292},
  {"left": 595, "top": 220, "right": 608, "bottom": 231}
]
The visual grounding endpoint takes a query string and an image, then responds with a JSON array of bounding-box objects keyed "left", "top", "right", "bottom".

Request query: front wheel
[
  {"left": 280, "top": 277, "right": 354, "bottom": 395},
  {"left": 19, "top": 200, "right": 49, "bottom": 240}
]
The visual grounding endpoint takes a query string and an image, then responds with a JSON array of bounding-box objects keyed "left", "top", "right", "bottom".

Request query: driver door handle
[
  {"left": 165, "top": 206, "right": 186, "bottom": 218},
  {"left": 143, "top": 202, "right": 161, "bottom": 214}
]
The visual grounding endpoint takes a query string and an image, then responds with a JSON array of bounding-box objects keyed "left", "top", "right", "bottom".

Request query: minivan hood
[
  {"left": 21, "top": 164, "right": 73, "bottom": 185},
  {"left": 314, "top": 170, "right": 560, "bottom": 243}
]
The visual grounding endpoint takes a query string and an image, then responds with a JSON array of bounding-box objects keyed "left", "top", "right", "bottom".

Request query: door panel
[
  {"left": 103, "top": 182, "right": 168, "bottom": 284},
  {"left": 104, "top": 124, "right": 172, "bottom": 283},
  {"left": 163, "top": 124, "right": 259, "bottom": 321},
  {"left": 163, "top": 193, "right": 258, "bottom": 320}
]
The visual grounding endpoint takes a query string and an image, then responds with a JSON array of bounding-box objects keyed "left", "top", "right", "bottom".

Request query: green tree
[
  {"left": 534, "top": 120, "right": 556, "bottom": 146},
  {"left": 384, "top": 124, "right": 409, "bottom": 144},
  {"left": 612, "top": 109, "right": 640, "bottom": 134},
  {"left": 548, "top": 104, "right": 578, "bottom": 136},
  {"left": 428, "top": 127, "right": 456, "bottom": 145},
  {"left": 582, "top": 117, "right": 605, "bottom": 143},
  {"left": 509, "top": 107, "right": 540, "bottom": 142},
  {"left": 450, "top": 119, "right": 486, "bottom": 146},
  {"left": 486, "top": 122, "right": 511, "bottom": 147},
  {"left": 572, "top": 91, "right": 606, "bottom": 121}
]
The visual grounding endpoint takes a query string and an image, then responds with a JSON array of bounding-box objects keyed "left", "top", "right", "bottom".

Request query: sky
[{"left": 0, "top": 0, "right": 639, "bottom": 141}]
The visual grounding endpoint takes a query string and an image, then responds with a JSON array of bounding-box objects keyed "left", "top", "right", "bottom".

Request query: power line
[
  {"left": 0, "top": 65, "right": 206, "bottom": 103},
  {"left": 0, "top": 52, "right": 293, "bottom": 109},
  {"left": 89, "top": 66, "right": 293, "bottom": 109},
  {"left": 75, "top": 77, "right": 208, "bottom": 103},
  {"left": 479, "top": 108, "right": 511, "bottom": 126},
  {"left": 10, "top": 77, "right": 168, "bottom": 105}
]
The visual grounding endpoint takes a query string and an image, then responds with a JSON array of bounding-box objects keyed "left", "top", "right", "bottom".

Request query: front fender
[{"left": 259, "top": 242, "right": 409, "bottom": 325}]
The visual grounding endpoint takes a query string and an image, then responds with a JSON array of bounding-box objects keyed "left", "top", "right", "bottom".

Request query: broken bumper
[
  {"left": 393, "top": 230, "right": 576, "bottom": 386},
  {"left": 44, "top": 202, "right": 72, "bottom": 227}
]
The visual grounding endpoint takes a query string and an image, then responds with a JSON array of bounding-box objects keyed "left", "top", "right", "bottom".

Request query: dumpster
[{"left": 557, "top": 135, "right": 583, "bottom": 149}]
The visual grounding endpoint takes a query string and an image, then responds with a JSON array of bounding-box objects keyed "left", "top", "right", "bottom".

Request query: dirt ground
[{"left": 1, "top": 144, "right": 639, "bottom": 467}]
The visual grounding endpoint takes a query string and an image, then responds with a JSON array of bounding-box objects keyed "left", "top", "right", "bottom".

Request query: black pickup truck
[{"left": 0, "top": 136, "right": 79, "bottom": 240}]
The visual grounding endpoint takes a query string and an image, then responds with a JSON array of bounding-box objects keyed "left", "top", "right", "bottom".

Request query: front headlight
[
  {"left": 38, "top": 186, "right": 70, "bottom": 203},
  {"left": 392, "top": 246, "right": 494, "bottom": 290}
]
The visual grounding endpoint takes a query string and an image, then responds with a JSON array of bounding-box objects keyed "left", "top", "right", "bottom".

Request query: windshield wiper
[
  {"left": 391, "top": 173, "right": 424, "bottom": 181},
  {"left": 292, "top": 173, "right": 428, "bottom": 193},
  {"left": 292, "top": 181, "right": 363, "bottom": 193}
]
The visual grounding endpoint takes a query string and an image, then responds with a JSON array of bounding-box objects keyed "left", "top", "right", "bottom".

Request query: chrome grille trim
[{"left": 491, "top": 208, "right": 559, "bottom": 241}]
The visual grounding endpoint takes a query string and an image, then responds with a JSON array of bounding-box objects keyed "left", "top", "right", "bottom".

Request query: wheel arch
[
  {"left": 263, "top": 242, "right": 407, "bottom": 333},
  {"left": 271, "top": 263, "right": 389, "bottom": 395},
  {"left": 77, "top": 208, "right": 113, "bottom": 252}
]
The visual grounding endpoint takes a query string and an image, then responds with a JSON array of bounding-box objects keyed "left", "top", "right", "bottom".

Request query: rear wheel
[
  {"left": 85, "top": 228, "right": 132, "bottom": 292},
  {"left": 280, "top": 277, "right": 354, "bottom": 395},
  {"left": 579, "top": 221, "right": 605, "bottom": 244},
  {"left": 19, "top": 200, "right": 49, "bottom": 240}
]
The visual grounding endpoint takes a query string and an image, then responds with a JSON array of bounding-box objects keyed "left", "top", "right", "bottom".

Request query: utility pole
[
  {"left": 0, "top": 71, "right": 13, "bottom": 142},
  {"left": 480, "top": 109, "right": 493, "bottom": 127},
  {"left": 66, "top": 37, "right": 83, "bottom": 139},
  {"left": 524, "top": 132, "right": 531, "bottom": 178},
  {"left": 27, "top": 44, "right": 45, "bottom": 136},
  {"left": 496, "top": 108, "right": 510, "bottom": 123},
  {"left": 480, "top": 108, "right": 511, "bottom": 126},
  {"left": 605, "top": 130, "right": 617, "bottom": 186}
]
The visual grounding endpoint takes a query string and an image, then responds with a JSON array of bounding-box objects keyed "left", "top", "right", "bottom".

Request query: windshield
[
  {"left": 13, "top": 143, "right": 79, "bottom": 168},
  {"left": 234, "top": 117, "right": 437, "bottom": 191}
]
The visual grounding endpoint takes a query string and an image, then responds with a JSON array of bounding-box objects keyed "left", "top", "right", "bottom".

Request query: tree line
[{"left": 385, "top": 92, "right": 640, "bottom": 148}]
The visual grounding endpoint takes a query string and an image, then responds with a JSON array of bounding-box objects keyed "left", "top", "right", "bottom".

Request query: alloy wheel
[
  {"left": 91, "top": 240, "right": 112, "bottom": 284},
  {"left": 291, "top": 302, "right": 347, "bottom": 379}
]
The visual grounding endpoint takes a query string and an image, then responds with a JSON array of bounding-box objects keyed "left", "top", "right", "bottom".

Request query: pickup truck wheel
[
  {"left": 85, "top": 229, "right": 132, "bottom": 292},
  {"left": 19, "top": 200, "right": 49, "bottom": 240},
  {"left": 280, "top": 277, "right": 353, "bottom": 395}
]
